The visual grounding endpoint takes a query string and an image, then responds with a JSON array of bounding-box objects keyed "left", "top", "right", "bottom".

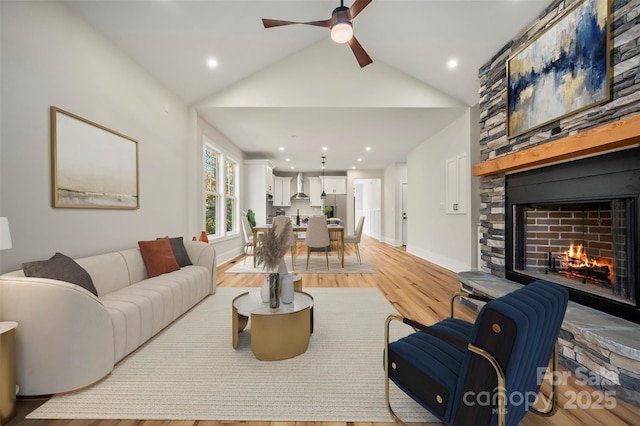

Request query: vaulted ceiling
[{"left": 64, "top": 0, "right": 548, "bottom": 172}]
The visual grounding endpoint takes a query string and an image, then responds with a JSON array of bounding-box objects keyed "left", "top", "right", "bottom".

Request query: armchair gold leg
[
  {"left": 530, "top": 341, "right": 560, "bottom": 417},
  {"left": 467, "top": 344, "right": 507, "bottom": 426},
  {"left": 385, "top": 315, "right": 408, "bottom": 426}
]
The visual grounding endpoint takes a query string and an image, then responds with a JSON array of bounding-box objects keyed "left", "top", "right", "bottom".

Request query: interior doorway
[
  {"left": 401, "top": 182, "right": 408, "bottom": 246},
  {"left": 353, "top": 178, "right": 381, "bottom": 239}
]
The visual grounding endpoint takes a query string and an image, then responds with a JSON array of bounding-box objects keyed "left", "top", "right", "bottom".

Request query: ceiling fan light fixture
[{"left": 331, "top": 21, "right": 353, "bottom": 44}]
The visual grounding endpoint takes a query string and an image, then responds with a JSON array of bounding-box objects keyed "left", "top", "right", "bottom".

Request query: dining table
[{"left": 252, "top": 223, "right": 344, "bottom": 268}]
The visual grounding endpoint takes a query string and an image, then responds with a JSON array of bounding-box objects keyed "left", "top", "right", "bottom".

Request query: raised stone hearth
[{"left": 458, "top": 271, "right": 640, "bottom": 406}]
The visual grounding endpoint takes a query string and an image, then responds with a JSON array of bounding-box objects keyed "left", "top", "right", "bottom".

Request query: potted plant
[
  {"left": 246, "top": 209, "right": 256, "bottom": 229},
  {"left": 322, "top": 205, "right": 333, "bottom": 218}
]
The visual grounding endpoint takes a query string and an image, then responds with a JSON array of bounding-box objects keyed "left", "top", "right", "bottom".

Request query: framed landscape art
[
  {"left": 506, "top": 0, "right": 611, "bottom": 138},
  {"left": 51, "top": 107, "right": 139, "bottom": 209}
]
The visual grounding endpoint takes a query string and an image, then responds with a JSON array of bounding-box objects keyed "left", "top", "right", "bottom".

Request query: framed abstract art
[
  {"left": 51, "top": 106, "right": 139, "bottom": 209},
  {"left": 507, "top": 0, "right": 611, "bottom": 138}
]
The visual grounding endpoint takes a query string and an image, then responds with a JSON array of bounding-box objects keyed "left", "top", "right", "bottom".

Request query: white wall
[
  {"left": 406, "top": 110, "right": 474, "bottom": 272},
  {"left": 382, "top": 163, "right": 407, "bottom": 246},
  {"left": 0, "top": 1, "right": 191, "bottom": 272}
]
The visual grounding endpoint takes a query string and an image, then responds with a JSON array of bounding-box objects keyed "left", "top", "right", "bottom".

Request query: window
[
  {"left": 203, "top": 138, "right": 239, "bottom": 239},
  {"left": 225, "top": 159, "right": 237, "bottom": 233},
  {"left": 204, "top": 147, "right": 219, "bottom": 236}
]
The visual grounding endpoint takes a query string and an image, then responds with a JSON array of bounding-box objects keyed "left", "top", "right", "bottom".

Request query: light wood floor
[{"left": 11, "top": 236, "right": 640, "bottom": 425}]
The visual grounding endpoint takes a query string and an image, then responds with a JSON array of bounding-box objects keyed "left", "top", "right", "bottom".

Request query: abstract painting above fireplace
[{"left": 505, "top": 148, "right": 640, "bottom": 323}]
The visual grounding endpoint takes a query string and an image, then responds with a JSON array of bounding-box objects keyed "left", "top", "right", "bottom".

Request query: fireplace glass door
[{"left": 512, "top": 199, "right": 636, "bottom": 306}]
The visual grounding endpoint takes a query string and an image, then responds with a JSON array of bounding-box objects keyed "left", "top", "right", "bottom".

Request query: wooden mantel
[{"left": 473, "top": 114, "right": 640, "bottom": 176}]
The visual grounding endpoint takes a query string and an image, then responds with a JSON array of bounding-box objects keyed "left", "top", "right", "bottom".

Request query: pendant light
[{"left": 321, "top": 156, "right": 327, "bottom": 200}]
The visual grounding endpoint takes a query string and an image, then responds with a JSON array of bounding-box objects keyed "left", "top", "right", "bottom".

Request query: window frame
[{"left": 225, "top": 157, "right": 238, "bottom": 234}]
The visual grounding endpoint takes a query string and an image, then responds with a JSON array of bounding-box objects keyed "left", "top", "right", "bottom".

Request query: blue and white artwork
[{"left": 507, "top": 0, "right": 609, "bottom": 137}]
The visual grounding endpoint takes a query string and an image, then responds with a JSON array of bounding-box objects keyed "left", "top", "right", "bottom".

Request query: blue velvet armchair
[{"left": 384, "top": 279, "right": 569, "bottom": 426}]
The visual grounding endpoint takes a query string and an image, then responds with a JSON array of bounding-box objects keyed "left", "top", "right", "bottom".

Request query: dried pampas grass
[{"left": 255, "top": 220, "right": 292, "bottom": 271}]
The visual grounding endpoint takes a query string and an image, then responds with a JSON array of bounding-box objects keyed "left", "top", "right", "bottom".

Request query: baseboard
[
  {"left": 406, "top": 245, "right": 471, "bottom": 273},
  {"left": 380, "top": 235, "right": 403, "bottom": 246},
  {"left": 215, "top": 248, "right": 245, "bottom": 266}
]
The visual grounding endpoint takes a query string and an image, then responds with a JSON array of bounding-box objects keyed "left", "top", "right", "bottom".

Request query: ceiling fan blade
[
  {"left": 348, "top": 36, "right": 373, "bottom": 68},
  {"left": 349, "top": 0, "right": 373, "bottom": 19},
  {"left": 262, "top": 18, "right": 331, "bottom": 29},
  {"left": 262, "top": 19, "right": 301, "bottom": 28}
]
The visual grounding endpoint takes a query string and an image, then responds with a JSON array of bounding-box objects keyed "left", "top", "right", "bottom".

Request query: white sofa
[{"left": 0, "top": 240, "right": 216, "bottom": 396}]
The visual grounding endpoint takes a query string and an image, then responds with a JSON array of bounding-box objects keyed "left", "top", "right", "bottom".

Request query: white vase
[
  {"left": 260, "top": 276, "right": 270, "bottom": 303},
  {"left": 281, "top": 274, "right": 294, "bottom": 304}
]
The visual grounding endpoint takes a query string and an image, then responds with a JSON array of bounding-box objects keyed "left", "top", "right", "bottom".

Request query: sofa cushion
[
  {"left": 138, "top": 238, "right": 180, "bottom": 278},
  {"left": 22, "top": 252, "right": 98, "bottom": 297},
  {"left": 159, "top": 236, "right": 192, "bottom": 267}
]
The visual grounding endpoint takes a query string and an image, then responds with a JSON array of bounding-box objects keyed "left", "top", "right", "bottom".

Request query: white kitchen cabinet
[
  {"left": 265, "top": 164, "right": 274, "bottom": 195},
  {"left": 273, "top": 176, "right": 292, "bottom": 206},
  {"left": 243, "top": 160, "right": 275, "bottom": 225},
  {"left": 445, "top": 153, "right": 468, "bottom": 214},
  {"left": 308, "top": 177, "right": 322, "bottom": 206},
  {"left": 323, "top": 176, "right": 347, "bottom": 195}
]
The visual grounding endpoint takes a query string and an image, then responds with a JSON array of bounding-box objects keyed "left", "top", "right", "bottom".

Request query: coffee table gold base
[
  {"left": 232, "top": 291, "right": 313, "bottom": 361},
  {"left": 251, "top": 307, "right": 311, "bottom": 360}
]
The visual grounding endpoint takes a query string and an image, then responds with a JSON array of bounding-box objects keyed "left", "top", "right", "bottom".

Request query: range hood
[{"left": 291, "top": 173, "right": 309, "bottom": 200}]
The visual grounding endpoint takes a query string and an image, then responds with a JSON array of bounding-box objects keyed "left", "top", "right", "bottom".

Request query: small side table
[{"left": 0, "top": 321, "right": 17, "bottom": 425}]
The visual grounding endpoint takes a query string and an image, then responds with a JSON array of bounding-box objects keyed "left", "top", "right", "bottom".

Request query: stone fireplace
[{"left": 473, "top": 0, "right": 640, "bottom": 406}]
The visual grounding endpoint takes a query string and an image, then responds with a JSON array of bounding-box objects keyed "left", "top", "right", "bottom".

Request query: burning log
[{"left": 547, "top": 242, "right": 613, "bottom": 286}]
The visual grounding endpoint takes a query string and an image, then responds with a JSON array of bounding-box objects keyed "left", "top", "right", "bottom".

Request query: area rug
[
  {"left": 28, "top": 287, "right": 435, "bottom": 422},
  {"left": 226, "top": 256, "right": 375, "bottom": 274}
]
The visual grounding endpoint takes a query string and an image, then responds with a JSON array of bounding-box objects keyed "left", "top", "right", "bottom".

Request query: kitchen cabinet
[
  {"left": 273, "top": 176, "right": 292, "bottom": 206},
  {"left": 243, "top": 160, "right": 275, "bottom": 225},
  {"left": 265, "top": 165, "right": 274, "bottom": 195},
  {"left": 308, "top": 177, "right": 322, "bottom": 206},
  {"left": 445, "top": 153, "right": 468, "bottom": 214},
  {"left": 323, "top": 176, "right": 347, "bottom": 195}
]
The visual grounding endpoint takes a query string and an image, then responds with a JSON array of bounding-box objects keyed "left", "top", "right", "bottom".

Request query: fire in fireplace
[
  {"left": 548, "top": 242, "right": 613, "bottom": 286},
  {"left": 512, "top": 200, "right": 635, "bottom": 307},
  {"left": 505, "top": 148, "right": 640, "bottom": 323}
]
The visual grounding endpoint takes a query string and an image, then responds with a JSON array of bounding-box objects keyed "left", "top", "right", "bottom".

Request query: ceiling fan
[{"left": 262, "top": 0, "right": 373, "bottom": 68}]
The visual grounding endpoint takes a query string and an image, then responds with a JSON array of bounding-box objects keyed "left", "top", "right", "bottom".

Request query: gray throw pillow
[
  {"left": 158, "top": 236, "right": 192, "bottom": 267},
  {"left": 23, "top": 252, "right": 98, "bottom": 297}
]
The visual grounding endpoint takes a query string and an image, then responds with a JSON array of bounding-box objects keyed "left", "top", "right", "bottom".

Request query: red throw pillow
[{"left": 138, "top": 237, "right": 180, "bottom": 278}]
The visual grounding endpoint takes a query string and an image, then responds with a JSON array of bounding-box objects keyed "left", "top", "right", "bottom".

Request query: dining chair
[
  {"left": 384, "top": 279, "right": 569, "bottom": 426},
  {"left": 304, "top": 216, "right": 331, "bottom": 270},
  {"left": 344, "top": 216, "right": 365, "bottom": 263},
  {"left": 272, "top": 216, "right": 297, "bottom": 269},
  {"left": 240, "top": 215, "right": 254, "bottom": 264}
]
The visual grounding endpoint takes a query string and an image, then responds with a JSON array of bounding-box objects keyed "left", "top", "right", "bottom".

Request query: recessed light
[
  {"left": 207, "top": 58, "right": 218, "bottom": 69},
  {"left": 352, "top": 166, "right": 356, "bottom": 169},
  {"left": 279, "top": 146, "right": 285, "bottom": 151},
  {"left": 447, "top": 59, "right": 458, "bottom": 69},
  {"left": 357, "top": 158, "right": 362, "bottom": 162},
  {"left": 285, "top": 158, "right": 290, "bottom": 162},
  {"left": 322, "top": 146, "right": 328, "bottom": 151},
  {"left": 365, "top": 146, "right": 371, "bottom": 151},
  {"left": 290, "top": 166, "right": 295, "bottom": 169}
]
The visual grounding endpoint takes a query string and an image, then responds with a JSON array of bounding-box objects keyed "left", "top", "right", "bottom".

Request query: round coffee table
[{"left": 232, "top": 291, "right": 314, "bottom": 361}]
